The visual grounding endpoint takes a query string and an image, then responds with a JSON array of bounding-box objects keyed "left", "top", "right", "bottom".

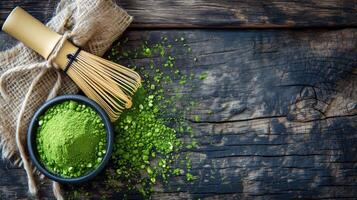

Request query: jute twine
[{"left": 0, "top": 0, "right": 132, "bottom": 199}]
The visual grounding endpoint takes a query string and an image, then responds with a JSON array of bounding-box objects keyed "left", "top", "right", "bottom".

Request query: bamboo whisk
[
  {"left": 66, "top": 51, "right": 141, "bottom": 120},
  {"left": 2, "top": 7, "right": 141, "bottom": 121}
]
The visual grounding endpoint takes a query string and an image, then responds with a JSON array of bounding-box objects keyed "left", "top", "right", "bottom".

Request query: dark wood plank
[
  {"left": 115, "top": 29, "right": 357, "bottom": 199},
  {"left": 119, "top": 0, "right": 357, "bottom": 28},
  {"left": 0, "top": 0, "right": 57, "bottom": 25},
  {"left": 1, "top": 0, "right": 357, "bottom": 28},
  {"left": 1, "top": 29, "right": 357, "bottom": 199}
]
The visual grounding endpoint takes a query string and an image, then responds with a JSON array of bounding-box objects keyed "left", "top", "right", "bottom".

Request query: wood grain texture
[
  {"left": 0, "top": 0, "right": 357, "bottom": 28},
  {"left": 116, "top": 29, "right": 357, "bottom": 199},
  {"left": 1, "top": 29, "right": 357, "bottom": 199}
]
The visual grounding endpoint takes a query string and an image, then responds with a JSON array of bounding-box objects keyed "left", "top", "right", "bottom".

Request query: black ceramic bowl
[{"left": 27, "top": 95, "right": 114, "bottom": 184}]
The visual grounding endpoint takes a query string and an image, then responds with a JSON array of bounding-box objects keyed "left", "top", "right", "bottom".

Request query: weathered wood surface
[
  {"left": 1, "top": 29, "right": 357, "bottom": 199},
  {"left": 1, "top": 0, "right": 357, "bottom": 28}
]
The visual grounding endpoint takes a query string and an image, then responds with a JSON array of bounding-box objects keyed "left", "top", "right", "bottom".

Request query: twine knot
[{"left": 46, "top": 32, "right": 71, "bottom": 69}]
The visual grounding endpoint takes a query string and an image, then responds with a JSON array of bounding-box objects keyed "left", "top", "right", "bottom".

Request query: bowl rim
[{"left": 27, "top": 94, "right": 114, "bottom": 184}]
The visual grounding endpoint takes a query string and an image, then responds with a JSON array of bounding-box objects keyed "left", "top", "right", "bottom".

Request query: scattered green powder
[
  {"left": 103, "top": 37, "right": 199, "bottom": 196},
  {"left": 68, "top": 35, "right": 202, "bottom": 198},
  {"left": 110, "top": 87, "right": 183, "bottom": 196},
  {"left": 36, "top": 100, "right": 107, "bottom": 178},
  {"left": 105, "top": 36, "right": 200, "bottom": 197}
]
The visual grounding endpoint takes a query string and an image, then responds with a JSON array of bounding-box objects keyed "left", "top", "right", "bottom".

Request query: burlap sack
[{"left": 0, "top": 0, "right": 132, "bottom": 199}]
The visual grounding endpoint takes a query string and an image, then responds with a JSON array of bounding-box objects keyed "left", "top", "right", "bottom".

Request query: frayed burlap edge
[{"left": 0, "top": 0, "right": 132, "bottom": 199}]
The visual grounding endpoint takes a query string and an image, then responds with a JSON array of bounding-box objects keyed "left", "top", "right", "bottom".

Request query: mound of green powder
[{"left": 36, "top": 100, "right": 107, "bottom": 178}]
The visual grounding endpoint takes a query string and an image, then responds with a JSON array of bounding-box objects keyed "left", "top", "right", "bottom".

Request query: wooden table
[{"left": 1, "top": 0, "right": 357, "bottom": 199}]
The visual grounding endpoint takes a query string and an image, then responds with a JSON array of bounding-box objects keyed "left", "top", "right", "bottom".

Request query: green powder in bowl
[{"left": 35, "top": 100, "right": 107, "bottom": 178}]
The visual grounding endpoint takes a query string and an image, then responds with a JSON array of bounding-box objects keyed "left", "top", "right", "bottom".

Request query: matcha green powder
[
  {"left": 68, "top": 36, "right": 199, "bottom": 199},
  {"left": 36, "top": 100, "right": 107, "bottom": 178}
]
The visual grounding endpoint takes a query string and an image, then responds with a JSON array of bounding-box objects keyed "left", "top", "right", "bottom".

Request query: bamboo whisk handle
[
  {"left": 2, "top": 6, "right": 79, "bottom": 70},
  {"left": 2, "top": 7, "right": 61, "bottom": 60}
]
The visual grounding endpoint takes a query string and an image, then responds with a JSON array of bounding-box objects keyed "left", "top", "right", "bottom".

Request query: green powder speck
[
  {"left": 36, "top": 100, "right": 107, "bottom": 178},
  {"left": 199, "top": 72, "right": 208, "bottom": 80}
]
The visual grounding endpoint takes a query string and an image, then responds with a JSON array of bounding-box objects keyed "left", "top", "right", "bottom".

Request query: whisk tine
[
  {"left": 69, "top": 63, "right": 126, "bottom": 120},
  {"left": 79, "top": 63, "right": 131, "bottom": 109},
  {"left": 66, "top": 51, "right": 141, "bottom": 121},
  {"left": 71, "top": 62, "right": 129, "bottom": 108},
  {"left": 80, "top": 51, "right": 141, "bottom": 96}
]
